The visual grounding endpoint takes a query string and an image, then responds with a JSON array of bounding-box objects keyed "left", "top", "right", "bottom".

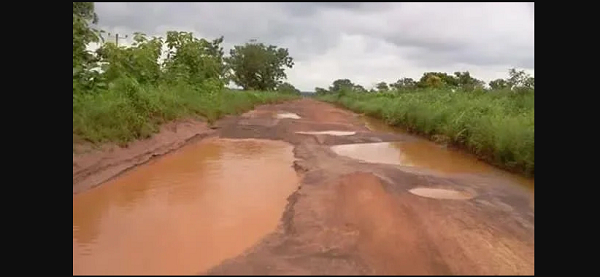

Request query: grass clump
[
  {"left": 73, "top": 82, "right": 297, "bottom": 144},
  {"left": 318, "top": 89, "right": 534, "bottom": 176}
]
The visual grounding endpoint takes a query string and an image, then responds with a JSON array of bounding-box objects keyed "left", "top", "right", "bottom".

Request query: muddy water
[
  {"left": 73, "top": 138, "right": 299, "bottom": 275},
  {"left": 334, "top": 116, "right": 534, "bottom": 190}
]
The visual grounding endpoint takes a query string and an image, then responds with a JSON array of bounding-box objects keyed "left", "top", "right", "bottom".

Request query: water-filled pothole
[
  {"left": 73, "top": 138, "right": 298, "bottom": 275},
  {"left": 296, "top": 131, "right": 356, "bottom": 136},
  {"left": 330, "top": 142, "right": 495, "bottom": 175},
  {"left": 409, "top": 188, "right": 474, "bottom": 200},
  {"left": 276, "top": 112, "right": 301, "bottom": 119},
  {"left": 357, "top": 116, "right": 535, "bottom": 190}
]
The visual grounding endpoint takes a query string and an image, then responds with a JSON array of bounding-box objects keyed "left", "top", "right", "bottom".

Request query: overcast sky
[{"left": 91, "top": 2, "right": 534, "bottom": 91}]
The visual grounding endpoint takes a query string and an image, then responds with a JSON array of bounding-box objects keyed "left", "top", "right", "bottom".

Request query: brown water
[
  {"left": 332, "top": 116, "right": 534, "bottom": 190},
  {"left": 73, "top": 138, "right": 299, "bottom": 275}
]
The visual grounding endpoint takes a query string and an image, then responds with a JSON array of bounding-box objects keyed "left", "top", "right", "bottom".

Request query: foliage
[
  {"left": 315, "top": 87, "right": 329, "bottom": 95},
  {"left": 318, "top": 89, "right": 534, "bottom": 176},
  {"left": 507, "top": 68, "right": 534, "bottom": 90},
  {"left": 329, "top": 79, "right": 355, "bottom": 93},
  {"left": 225, "top": 40, "right": 294, "bottom": 91},
  {"left": 390, "top": 78, "right": 417, "bottom": 91},
  {"left": 73, "top": 2, "right": 103, "bottom": 93},
  {"left": 422, "top": 75, "right": 444, "bottom": 88},
  {"left": 375, "top": 82, "right": 389, "bottom": 92},
  {"left": 162, "top": 31, "right": 227, "bottom": 86},
  {"left": 489, "top": 68, "right": 534, "bottom": 91},
  {"left": 417, "top": 72, "right": 459, "bottom": 88},
  {"left": 314, "top": 68, "right": 535, "bottom": 176},
  {"left": 489, "top": 78, "right": 510, "bottom": 90},
  {"left": 276, "top": 82, "right": 301, "bottom": 94},
  {"left": 311, "top": 68, "right": 532, "bottom": 94},
  {"left": 73, "top": 86, "right": 297, "bottom": 144},
  {"left": 73, "top": 2, "right": 100, "bottom": 68},
  {"left": 453, "top": 71, "right": 485, "bottom": 91},
  {"left": 73, "top": 3, "right": 298, "bottom": 144},
  {"left": 353, "top": 84, "right": 368, "bottom": 93}
]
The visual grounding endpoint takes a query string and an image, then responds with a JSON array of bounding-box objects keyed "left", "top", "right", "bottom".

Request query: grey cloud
[
  {"left": 92, "top": 2, "right": 534, "bottom": 89},
  {"left": 282, "top": 2, "right": 392, "bottom": 16},
  {"left": 361, "top": 3, "right": 534, "bottom": 68},
  {"left": 405, "top": 46, "right": 534, "bottom": 70},
  {"left": 94, "top": 2, "right": 343, "bottom": 59}
]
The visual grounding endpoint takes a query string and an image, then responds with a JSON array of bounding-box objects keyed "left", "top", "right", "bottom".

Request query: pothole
[
  {"left": 330, "top": 142, "right": 497, "bottom": 175},
  {"left": 330, "top": 142, "right": 407, "bottom": 166},
  {"left": 408, "top": 187, "right": 474, "bottom": 200},
  {"left": 276, "top": 112, "right": 301, "bottom": 119},
  {"left": 73, "top": 138, "right": 299, "bottom": 275},
  {"left": 296, "top": 131, "right": 356, "bottom": 136}
]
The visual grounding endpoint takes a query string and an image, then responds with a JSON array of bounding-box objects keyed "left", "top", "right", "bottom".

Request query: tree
[
  {"left": 73, "top": 3, "right": 100, "bottom": 67},
  {"left": 417, "top": 72, "right": 458, "bottom": 88},
  {"left": 390, "top": 78, "right": 417, "bottom": 91},
  {"left": 315, "top": 87, "right": 329, "bottom": 95},
  {"left": 454, "top": 71, "right": 485, "bottom": 91},
  {"left": 376, "top": 82, "right": 389, "bottom": 92},
  {"left": 507, "top": 68, "right": 534, "bottom": 90},
  {"left": 489, "top": 78, "right": 509, "bottom": 90},
  {"left": 488, "top": 69, "right": 534, "bottom": 91},
  {"left": 161, "top": 31, "right": 225, "bottom": 86},
  {"left": 524, "top": 77, "right": 535, "bottom": 90},
  {"left": 96, "top": 33, "right": 164, "bottom": 85},
  {"left": 329, "top": 79, "right": 355, "bottom": 92},
  {"left": 422, "top": 75, "right": 444, "bottom": 88},
  {"left": 277, "top": 82, "right": 301, "bottom": 94},
  {"left": 73, "top": 2, "right": 103, "bottom": 94},
  {"left": 353, "top": 84, "right": 367, "bottom": 93},
  {"left": 225, "top": 40, "right": 294, "bottom": 91}
]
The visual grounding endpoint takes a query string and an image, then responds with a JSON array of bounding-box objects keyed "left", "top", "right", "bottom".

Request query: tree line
[
  {"left": 315, "top": 68, "right": 534, "bottom": 95},
  {"left": 75, "top": 3, "right": 533, "bottom": 97},
  {"left": 73, "top": 3, "right": 300, "bottom": 96}
]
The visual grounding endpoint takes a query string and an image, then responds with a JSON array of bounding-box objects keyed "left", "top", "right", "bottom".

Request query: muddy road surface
[{"left": 73, "top": 98, "right": 534, "bottom": 275}]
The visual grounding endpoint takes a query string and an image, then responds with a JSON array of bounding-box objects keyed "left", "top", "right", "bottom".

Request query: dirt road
[{"left": 73, "top": 98, "right": 534, "bottom": 275}]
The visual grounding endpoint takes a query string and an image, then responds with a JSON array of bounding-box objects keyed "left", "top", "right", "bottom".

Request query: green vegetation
[
  {"left": 225, "top": 40, "right": 294, "bottom": 91},
  {"left": 73, "top": 3, "right": 300, "bottom": 145},
  {"left": 316, "top": 70, "right": 534, "bottom": 177}
]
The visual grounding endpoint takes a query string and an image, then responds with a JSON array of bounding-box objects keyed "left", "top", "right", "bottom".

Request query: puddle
[
  {"left": 296, "top": 131, "right": 356, "bottom": 136},
  {"left": 73, "top": 138, "right": 299, "bottom": 275},
  {"left": 356, "top": 116, "right": 535, "bottom": 190},
  {"left": 276, "top": 112, "right": 301, "bottom": 119},
  {"left": 330, "top": 141, "right": 495, "bottom": 175},
  {"left": 409, "top": 188, "right": 474, "bottom": 200}
]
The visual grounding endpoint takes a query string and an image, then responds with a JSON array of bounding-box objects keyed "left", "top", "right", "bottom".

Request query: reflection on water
[
  {"left": 333, "top": 115, "right": 535, "bottom": 190},
  {"left": 409, "top": 188, "right": 474, "bottom": 200},
  {"left": 73, "top": 138, "right": 299, "bottom": 275},
  {"left": 296, "top": 131, "right": 356, "bottom": 136},
  {"left": 331, "top": 141, "right": 494, "bottom": 174},
  {"left": 275, "top": 112, "right": 301, "bottom": 119}
]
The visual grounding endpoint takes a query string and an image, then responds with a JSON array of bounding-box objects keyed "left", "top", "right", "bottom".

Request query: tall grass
[
  {"left": 73, "top": 79, "right": 298, "bottom": 144},
  {"left": 73, "top": 22, "right": 299, "bottom": 145},
  {"left": 318, "top": 89, "right": 534, "bottom": 176}
]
